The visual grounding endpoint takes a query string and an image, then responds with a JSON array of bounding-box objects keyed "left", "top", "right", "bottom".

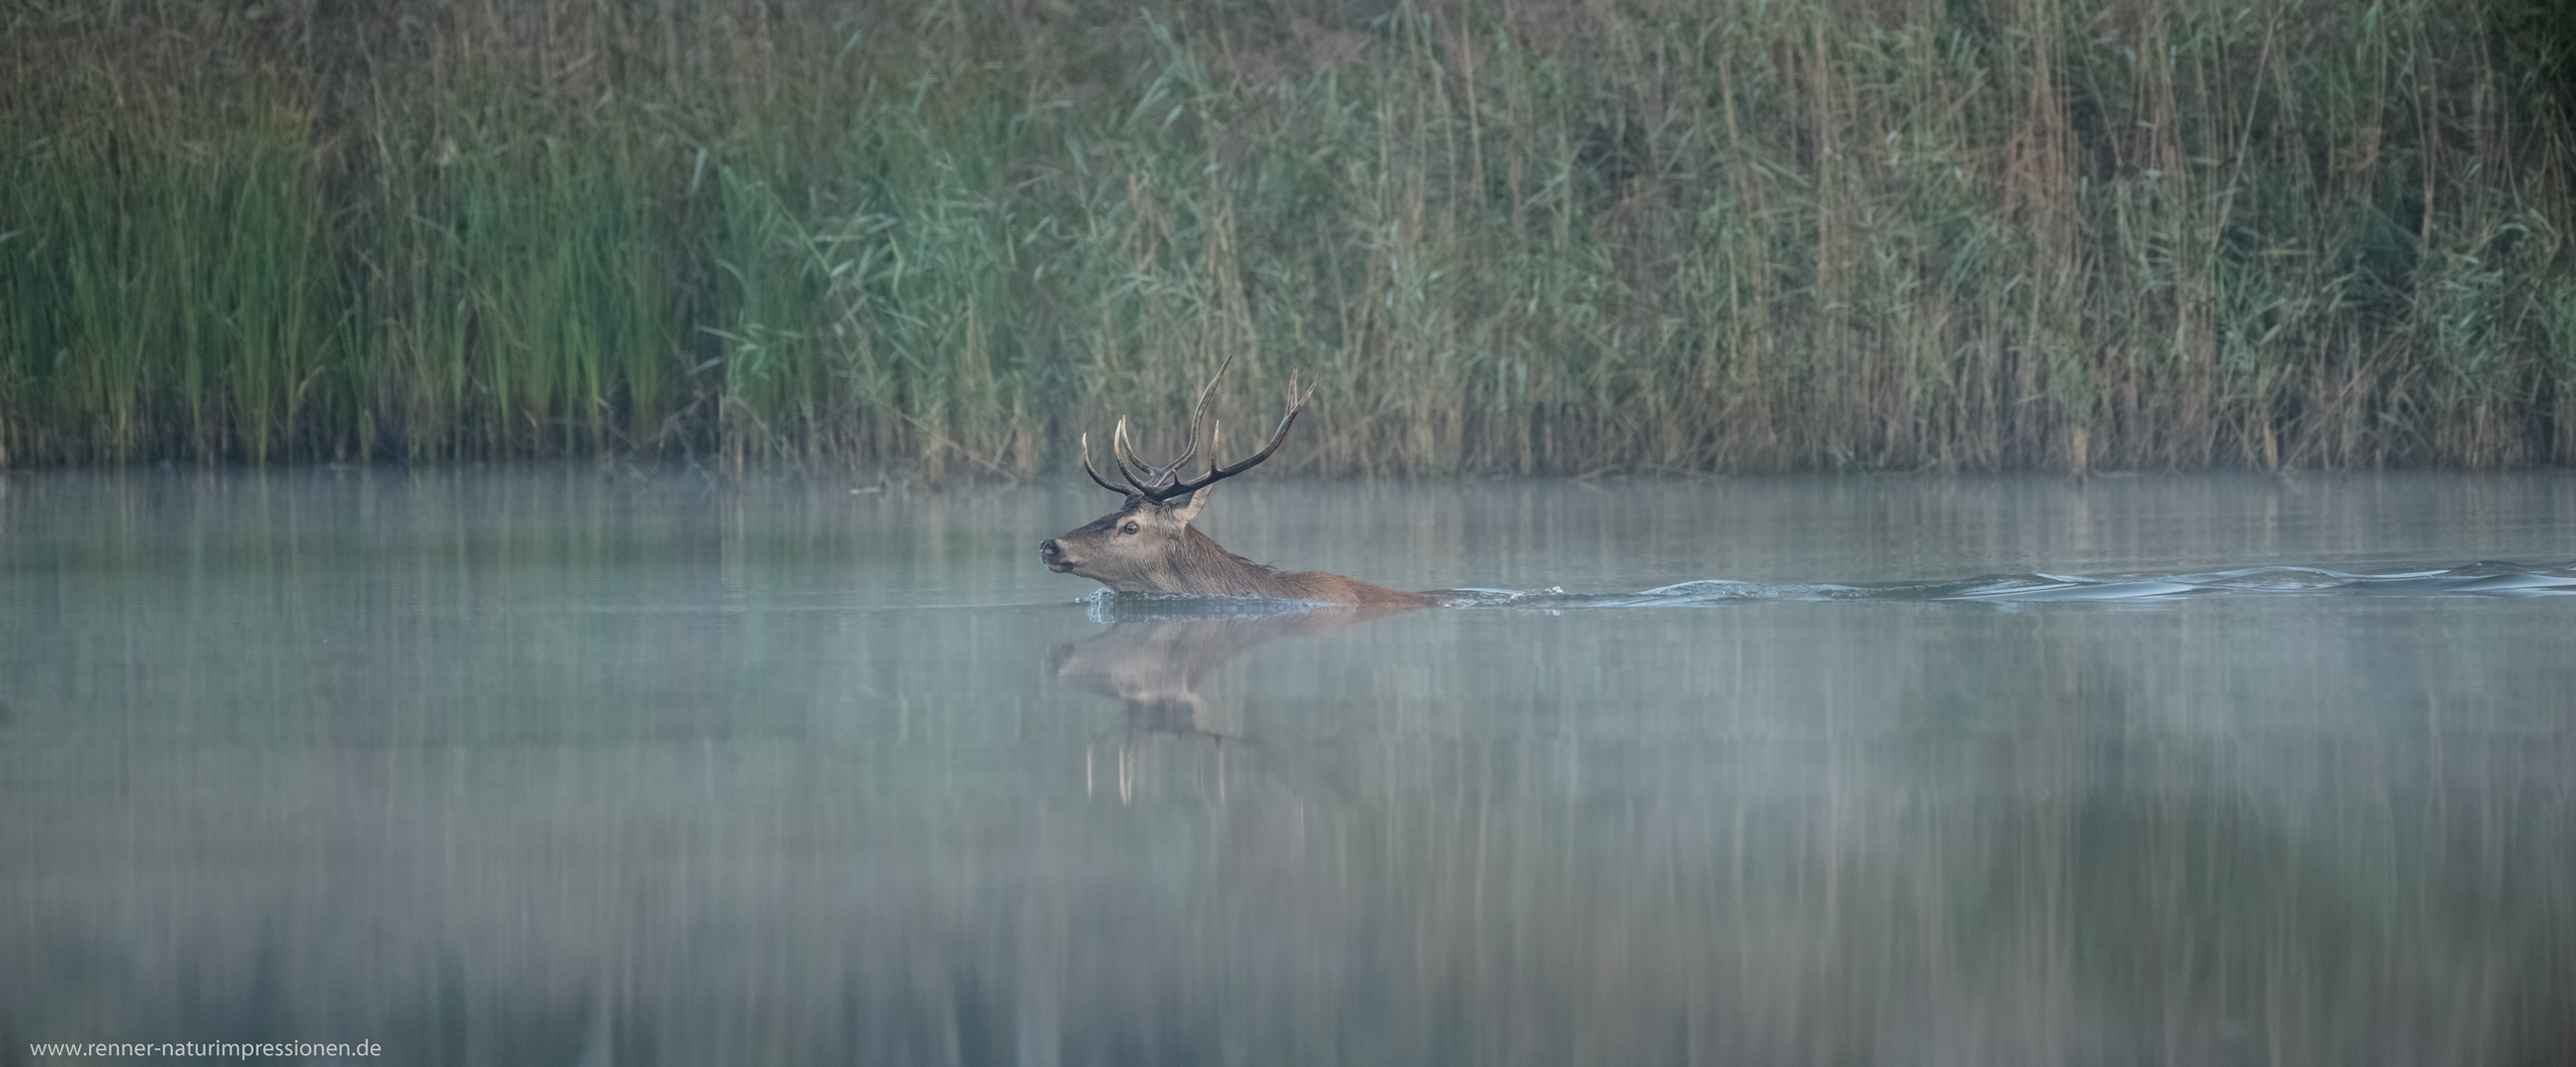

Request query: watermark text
[{"left": 29, "top": 1042, "right": 381, "bottom": 1059}]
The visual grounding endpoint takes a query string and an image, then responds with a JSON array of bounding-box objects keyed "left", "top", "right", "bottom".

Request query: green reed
[
  {"left": 3, "top": 0, "right": 2570, "bottom": 472},
  {"left": 2, "top": 61, "right": 343, "bottom": 463}
]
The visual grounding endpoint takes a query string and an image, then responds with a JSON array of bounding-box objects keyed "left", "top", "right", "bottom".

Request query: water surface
[{"left": 3, "top": 469, "right": 2572, "bottom": 1065}]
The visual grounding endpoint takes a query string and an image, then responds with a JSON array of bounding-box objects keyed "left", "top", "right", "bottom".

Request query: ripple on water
[{"left": 1426, "top": 561, "right": 2576, "bottom": 609}]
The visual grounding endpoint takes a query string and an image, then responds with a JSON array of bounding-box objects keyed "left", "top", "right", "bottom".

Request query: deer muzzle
[{"left": 1039, "top": 538, "right": 1076, "bottom": 573}]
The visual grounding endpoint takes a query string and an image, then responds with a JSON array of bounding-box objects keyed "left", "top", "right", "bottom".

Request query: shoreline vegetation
[{"left": 5, "top": 0, "right": 2573, "bottom": 476}]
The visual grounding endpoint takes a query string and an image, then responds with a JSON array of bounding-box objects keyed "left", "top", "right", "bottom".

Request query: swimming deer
[{"left": 1039, "top": 361, "right": 1446, "bottom": 609}]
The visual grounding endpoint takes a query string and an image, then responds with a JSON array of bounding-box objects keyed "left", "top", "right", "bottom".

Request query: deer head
[{"left": 1038, "top": 357, "right": 1315, "bottom": 595}]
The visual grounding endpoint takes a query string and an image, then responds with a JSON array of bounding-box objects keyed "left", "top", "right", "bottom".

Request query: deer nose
[{"left": 1039, "top": 538, "right": 1075, "bottom": 572}]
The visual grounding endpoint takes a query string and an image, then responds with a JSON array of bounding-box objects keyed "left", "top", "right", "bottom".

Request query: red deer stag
[{"left": 1039, "top": 361, "right": 1445, "bottom": 609}]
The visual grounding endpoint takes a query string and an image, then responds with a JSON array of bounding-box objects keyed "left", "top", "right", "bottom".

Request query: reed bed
[{"left": 3, "top": 0, "right": 2571, "bottom": 473}]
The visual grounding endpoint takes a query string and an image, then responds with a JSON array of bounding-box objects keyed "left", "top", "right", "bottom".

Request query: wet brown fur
[{"left": 1041, "top": 495, "right": 1444, "bottom": 609}]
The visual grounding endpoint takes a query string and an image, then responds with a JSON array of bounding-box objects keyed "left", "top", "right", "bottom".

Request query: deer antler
[
  {"left": 1138, "top": 370, "right": 1314, "bottom": 504},
  {"left": 1111, "top": 419, "right": 1161, "bottom": 491},
  {"left": 1159, "top": 352, "right": 1230, "bottom": 483},
  {"left": 1079, "top": 432, "right": 1137, "bottom": 495},
  {"left": 1081, "top": 355, "right": 1247, "bottom": 497},
  {"left": 1105, "top": 353, "right": 1236, "bottom": 495}
]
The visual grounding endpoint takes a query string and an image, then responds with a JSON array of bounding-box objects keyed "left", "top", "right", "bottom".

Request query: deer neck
[{"left": 1158, "top": 526, "right": 1285, "bottom": 598}]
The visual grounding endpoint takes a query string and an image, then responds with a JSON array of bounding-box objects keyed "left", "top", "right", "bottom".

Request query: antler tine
[
  {"left": 1111, "top": 418, "right": 1164, "bottom": 491},
  {"left": 1165, "top": 352, "right": 1235, "bottom": 480},
  {"left": 1079, "top": 432, "right": 1137, "bottom": 496},
  {"left": 1143, "top": 370, "right": 1314, "bottom": 503}
]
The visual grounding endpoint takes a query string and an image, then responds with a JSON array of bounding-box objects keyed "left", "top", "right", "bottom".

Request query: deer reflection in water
[{"left": 1049, "top": 603, "right": 1414, "bottom": 801}]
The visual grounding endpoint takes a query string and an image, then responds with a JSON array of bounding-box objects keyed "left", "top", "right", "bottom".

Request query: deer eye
[{"left": 1121, "top": 521, "right": 1139, "bottom": 534}]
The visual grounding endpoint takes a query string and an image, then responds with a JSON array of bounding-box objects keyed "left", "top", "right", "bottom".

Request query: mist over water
[{"left": 3, "top": 468, "right": 2572, "bottom": 1065}]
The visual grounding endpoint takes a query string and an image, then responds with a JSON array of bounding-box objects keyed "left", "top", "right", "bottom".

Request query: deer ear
[
  {"left": 1172, "top": 418, "right": 1220, "bottom": 523},
  {"left": 1172, "top": 484, "right": 1212, "bottom": 523}
]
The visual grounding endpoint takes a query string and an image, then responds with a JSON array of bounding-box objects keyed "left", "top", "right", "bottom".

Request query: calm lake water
[{"left": 3, "top": 468, "right": 2572, "bottom": 1066}]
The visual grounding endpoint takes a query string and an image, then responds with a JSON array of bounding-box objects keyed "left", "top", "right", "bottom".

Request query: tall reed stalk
[{"left": 4, "top": 0, "right": 2570, "bottom": 473}]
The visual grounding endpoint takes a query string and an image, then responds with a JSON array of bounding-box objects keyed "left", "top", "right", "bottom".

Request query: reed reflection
[{"left": 6, "top": 471, "right": 2573, "bottom": 1066}]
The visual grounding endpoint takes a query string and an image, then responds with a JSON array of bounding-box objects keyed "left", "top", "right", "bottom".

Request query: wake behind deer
[{"left": 1039, "top": 360, "right": 1446, "bottom": 610}]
